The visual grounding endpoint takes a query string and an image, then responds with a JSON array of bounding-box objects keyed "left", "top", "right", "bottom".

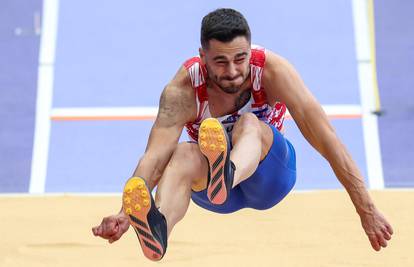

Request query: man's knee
[
  {"left": 170, "top": 142, "right": 206, "bottom": 172},
  {"left": 167, "top": 142, "right": 208, "bottom": 187},
  {"left": 171, "top": 142, "right": 200, "bottom": 163},
  {"left": 232, "top": 113, "right": 261, "bottom": 142},
  {"left": 232, "top": 113, "right": 274, "bottom": 159}
]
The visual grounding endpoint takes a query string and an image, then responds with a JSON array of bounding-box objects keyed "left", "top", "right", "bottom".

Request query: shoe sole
[
  {"left": 122, "top": 177, "right": 165, "bottom": 261},
  {"left": 198, "top": 118, "right": 230, "bottom": 205}
]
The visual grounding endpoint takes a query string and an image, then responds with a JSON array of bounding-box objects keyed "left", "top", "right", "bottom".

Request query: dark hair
[{"left": 201, "top": 8, "right": 251, "bottom": 48}]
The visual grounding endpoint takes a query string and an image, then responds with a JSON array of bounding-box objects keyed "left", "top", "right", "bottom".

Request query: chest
[{"left": 207, "top": 89, "right": 252, "bottom": 118}]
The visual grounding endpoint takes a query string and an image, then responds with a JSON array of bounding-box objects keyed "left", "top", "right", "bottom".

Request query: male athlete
[{"left": 92, "top": 8, "right": 393, "bottom": 261}]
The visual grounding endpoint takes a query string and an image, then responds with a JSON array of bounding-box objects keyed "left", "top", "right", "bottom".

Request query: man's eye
[{"left": 235, "top": 58, "right": 245, "bottom": 63}]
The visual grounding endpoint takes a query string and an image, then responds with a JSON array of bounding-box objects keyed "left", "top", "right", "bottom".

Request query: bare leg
[
  {"left": 155, "top": 142, "right": 208, "bottom": 236},
  {"left": 152, "top": 113, "right": 272, "bottom": 236},
  {"left": 230, "top": 113, "right": 273, "bottom": 187}
]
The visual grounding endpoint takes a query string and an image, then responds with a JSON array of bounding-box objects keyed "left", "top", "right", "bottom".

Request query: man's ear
[{"left": 199, "top": 47, "right": 206, "bottom": 64}]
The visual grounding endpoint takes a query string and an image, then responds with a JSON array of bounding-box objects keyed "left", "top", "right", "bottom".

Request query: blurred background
[{"left": 1, "top": 0, "right": 413, "bottom": 194}]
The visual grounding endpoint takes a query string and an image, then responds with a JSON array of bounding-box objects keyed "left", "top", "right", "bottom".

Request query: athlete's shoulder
[
  {"left": 169, "top": 65, "right": 193, "bottom": 89},
  {"left": 264, "top": 49, "right": 286, "bottom": 69},
  {"left": 182, "top": 56, "right": 207, "bottom": 89},
  {"left": 262, "top": 49, "right": 294, "bottom": 82},
  {"left": 162, "top": 65, "right": 197, "bottom": 122},
  {"left": 261, "top": 48, "right": 307, "bottom": 104}
]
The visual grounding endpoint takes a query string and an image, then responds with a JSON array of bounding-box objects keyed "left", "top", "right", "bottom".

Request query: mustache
[{"left": 220, "top": 75, "right": 242, "bottom": 81}]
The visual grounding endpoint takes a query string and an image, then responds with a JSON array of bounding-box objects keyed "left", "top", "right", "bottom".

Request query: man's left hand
[{"left": 360, "top": 207, "right": 393, "bottom": 251}]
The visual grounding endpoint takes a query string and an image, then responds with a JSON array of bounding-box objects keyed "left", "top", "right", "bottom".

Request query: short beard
[
  {"left": 211, "top": 75, "right": 244, "bottom": 94},
  {"left": 218, "top": 85, "right": 239, "bottom": 94},
  {"left": 205, "top": 64, "right": 248, "bottom": 94}
]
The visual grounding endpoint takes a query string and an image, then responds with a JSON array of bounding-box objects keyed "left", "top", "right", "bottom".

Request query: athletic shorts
[{"left": 191, "top": 123, "right": 296, "bottom": 214}]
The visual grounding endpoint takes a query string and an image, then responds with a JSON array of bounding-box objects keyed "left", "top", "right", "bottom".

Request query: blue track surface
[
  {"left": 375, "top": 0, "right": 414, "bottom": 187},
  {"left": 0, "top": 0, "right": 42, "bottom": 192}
]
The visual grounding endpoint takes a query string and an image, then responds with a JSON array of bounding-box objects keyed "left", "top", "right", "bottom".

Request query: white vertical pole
[
  {"left": 352, "top": 0, "right": 385, "bottom": 189},
  {"left": 29, "top": 0, "right": 59, "bottom": 193}
]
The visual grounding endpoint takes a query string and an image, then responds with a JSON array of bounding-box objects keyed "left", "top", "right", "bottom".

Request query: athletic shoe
[
  {"left": 122, "top": 177, "right": 167, "bottom": 261},
  {"left": 198, "top": 118, "right": 235, "bottom": 205}
]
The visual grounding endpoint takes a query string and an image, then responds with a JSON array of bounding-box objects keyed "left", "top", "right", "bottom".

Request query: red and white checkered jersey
[{"left": 183, "top": 45, "right": 286, "bottom": 141}]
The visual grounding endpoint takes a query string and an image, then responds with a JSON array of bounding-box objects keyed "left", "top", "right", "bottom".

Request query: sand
[{"left": 0, "top": 190, "right": 412, "bottom": 267}]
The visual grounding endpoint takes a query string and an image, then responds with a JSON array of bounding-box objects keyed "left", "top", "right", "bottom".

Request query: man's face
[{"left": 200, "top": 36, "right": 251, "bottom": 94}]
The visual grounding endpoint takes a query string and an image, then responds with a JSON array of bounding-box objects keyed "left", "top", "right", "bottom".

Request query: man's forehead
[
  {"left": 212, "top": 52, "right": 249, "bottom": 61},
  {"left": 206, "top": 38, "right": 251, "bottom": 58}
]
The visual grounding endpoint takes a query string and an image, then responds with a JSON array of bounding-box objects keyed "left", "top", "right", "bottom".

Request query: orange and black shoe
[
  {"left": 122, "top": 177, "right": 167, "bottom": 261},
  {"left": 198, "top": 118, "right": 236, "bottom": 205}
]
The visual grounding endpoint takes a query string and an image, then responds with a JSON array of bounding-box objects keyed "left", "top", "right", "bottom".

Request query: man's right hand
[{"left": 92, "top": 212, "right": 130, "bottom": 243}]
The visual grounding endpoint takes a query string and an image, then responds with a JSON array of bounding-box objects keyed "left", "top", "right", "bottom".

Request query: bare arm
[
  {"left": 132, "top": 66, "right": 197, "bottom": 190},
  {"left": 93, "top": 66, "right": 196, "bottom": 243},
  {"left": 263, "top": 52, "right": 370, "bottom": 210},
  {"left": 263, "top": 50, "right": 393, "bottom": 251}
]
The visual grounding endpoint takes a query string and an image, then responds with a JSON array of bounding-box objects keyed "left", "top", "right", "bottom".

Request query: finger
[
  {"left": 368, "top": 234, "right": 381, "bottom": 251},
  {"left": 386, "top": 223, "right": 394, "bottom": 235},
  {"left": 108, "top": 230, "right": 123, "bottom": 244},
  {"left": 92, "top": 226, "right": 98, "bottom": 236},
  {"left": 376, "top": 232, "right": 388, "bottom": 248},
  {"left": 93, "top": 225, "right": 103, "bottom": 236},
  {"left": 102, "top": 219, "right": 117, "bottom": 236},
  {"left": 382, "top": 228, "right": 392, "bottom": 240},
  {"left": 96, "top": 225, "right": 108, "bottom": 238},
  {"left": 101, "top": 219, "right": 108, "bottom": 234},
  {"left": 92, "top": 225, "right": 103, "bottom": 236}
]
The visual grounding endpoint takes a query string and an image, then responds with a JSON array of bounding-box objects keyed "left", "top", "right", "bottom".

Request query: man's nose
[{"left": 227, "top": 63, "right": 238, "bottom": 78}]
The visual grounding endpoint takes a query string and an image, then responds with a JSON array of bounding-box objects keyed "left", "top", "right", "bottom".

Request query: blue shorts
[{"left": 191, "top": 123, "right": 296, "bottom": 214}]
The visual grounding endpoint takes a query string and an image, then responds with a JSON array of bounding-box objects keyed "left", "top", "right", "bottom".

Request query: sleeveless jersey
[{"left": 183, "top": 45, "right": 287, "bottom": 141}]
